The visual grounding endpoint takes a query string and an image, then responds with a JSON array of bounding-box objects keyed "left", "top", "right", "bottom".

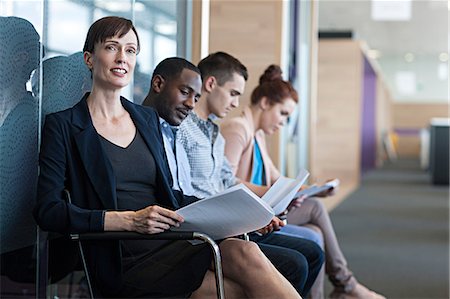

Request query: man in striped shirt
[{"left": 177, "top": 52, "right": 324, "bottom": 298}]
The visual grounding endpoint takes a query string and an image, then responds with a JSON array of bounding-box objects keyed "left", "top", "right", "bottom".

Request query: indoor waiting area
[{"left": 1, "top": 1, "right": 448, "bottom": 299}]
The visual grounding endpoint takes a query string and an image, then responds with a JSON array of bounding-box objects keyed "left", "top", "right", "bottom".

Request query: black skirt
[{"left": 116, "top": 240, "right": 211, "bottom": 298}]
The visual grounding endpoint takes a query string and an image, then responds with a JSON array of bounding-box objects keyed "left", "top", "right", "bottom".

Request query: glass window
[
  {"left": 133, "top": 0, "right": 178, "bottom": 102},
  {"left": 47, "top": 0, "right": 90, "bottom": 57},
  {"left": 154, "top": 35, "right": 177, "bottom": 65}
]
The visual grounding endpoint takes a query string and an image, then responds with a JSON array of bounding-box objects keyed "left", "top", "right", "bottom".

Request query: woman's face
[
  {"left": 259, "top": 97, "right": 296, "bottom": 135},
  {"left": 85, "top": 30, "right": 138, "bottom": 91}
]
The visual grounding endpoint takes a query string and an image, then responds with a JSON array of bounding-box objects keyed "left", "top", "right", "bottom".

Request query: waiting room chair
[{"left": 37, "top": 189, "right": 225, "bottom": 299}]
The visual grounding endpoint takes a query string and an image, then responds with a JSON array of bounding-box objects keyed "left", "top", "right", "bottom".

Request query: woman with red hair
[{"left": 221, "top": 65, "right": 385, "bottom": 299}]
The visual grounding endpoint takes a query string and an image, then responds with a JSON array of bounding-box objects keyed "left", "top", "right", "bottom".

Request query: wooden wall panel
[
  {"left": 190, "top": 0, "right": 203, "bottom": 65},
  {"left": 396, "top": 137, "right": 421, "bottom": 157},
  {"left": 207, "top": 0, "right": 284, "bottom": 166},
  {"left": 392, "top": 103, "right": 449, "bottom": 157},
  {"left": 393, "top": 103, "right": 449, "bottom": 128},
  {"left": 312, "top": 40, "right": 363, "bottom": 187}
]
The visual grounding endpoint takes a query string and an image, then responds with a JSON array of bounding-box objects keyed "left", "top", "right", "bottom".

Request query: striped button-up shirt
[{"left": 177, "top": 112, "right": 236, "bottom": 199}]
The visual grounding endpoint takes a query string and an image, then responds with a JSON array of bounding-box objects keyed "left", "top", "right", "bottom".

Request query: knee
[
  {"left": 230, "top": 241, "right": 271, "bottom": 273},
  {"left": 308, "top": 197, "right": 327, "bottom": 216},
  {"left": 299, "top": 238, "right": 325, "bottom": 268},
  {"left": 310, "top": 241, "right": 325, "bottom": 267},
  {"left": 240, "top": 241, "right": 267, "bottom": 266},
  {"left": 269, "top": 249, "right": 308, "bottom": 293}
]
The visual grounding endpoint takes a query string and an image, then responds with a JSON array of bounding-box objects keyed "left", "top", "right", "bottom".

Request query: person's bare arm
[{"left": 241, "top": 180, "right": 269, "bottom": 197}]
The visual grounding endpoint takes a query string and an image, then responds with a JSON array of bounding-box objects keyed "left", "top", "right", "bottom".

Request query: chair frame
[
  {"left": 71, "top": 231, "right": 224, "bottom": 299},
  {"left": 37, "top": 189, "right": 225, "bottom": 299}
]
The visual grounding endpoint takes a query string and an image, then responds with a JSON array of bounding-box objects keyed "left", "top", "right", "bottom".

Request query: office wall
[
  {"left": 312, "top": 40, "right": 363, "bottom": 188},
  {"left": 393, "top": 103, "right": 450, "bottom": 157},
  {"left": 204, "top": 0, "right": 285, "bottom": 166}
]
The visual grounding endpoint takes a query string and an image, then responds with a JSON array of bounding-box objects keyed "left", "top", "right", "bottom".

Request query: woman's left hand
[
  {"left": 316, "top": 178, "right": 338, "bottom": 197},
  {"left": 288, "top": 195, "right": 306, "bottom": 211}
]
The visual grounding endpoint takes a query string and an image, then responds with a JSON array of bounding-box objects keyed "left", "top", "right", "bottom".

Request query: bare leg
[
  {"left": 190, "top": 270, "right": 245, "bottom": 299},
  {"left": 217, "top": 238, "right": 302, "bottom": 299}
]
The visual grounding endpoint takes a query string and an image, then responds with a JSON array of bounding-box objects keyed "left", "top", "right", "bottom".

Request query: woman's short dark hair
[
  {"left": 251, "top": 64, "right": 298, "bottom": 106},
  {"left": 83, "top": 16, "right": 140, "bottom": 54},
  {"left": 198, "top": 52, "right": 248, "bottom": 86}
]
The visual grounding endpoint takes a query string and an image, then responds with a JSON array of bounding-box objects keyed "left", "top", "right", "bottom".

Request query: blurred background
[{"left": 1, "top": 0, "right": 448, "bottom": 298}]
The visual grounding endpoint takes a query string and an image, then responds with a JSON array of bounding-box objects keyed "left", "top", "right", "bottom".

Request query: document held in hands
[
  {"left": 173, "top": 184, "right": 274, "bottom": 240},
  {"left": 294, "top": 178, "right": 340, "bottom": 199},
  {"left": 261, "top": 169, "right": 310, "bottom": 215}
]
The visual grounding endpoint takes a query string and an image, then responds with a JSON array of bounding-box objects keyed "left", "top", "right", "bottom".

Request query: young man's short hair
[{"left": 198, "top": 52, "right": 248, "bottom": 86}]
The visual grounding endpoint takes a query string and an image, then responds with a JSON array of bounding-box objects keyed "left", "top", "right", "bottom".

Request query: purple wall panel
[{"left": 361, "top": 57, "right": 377, "bottom": 174}]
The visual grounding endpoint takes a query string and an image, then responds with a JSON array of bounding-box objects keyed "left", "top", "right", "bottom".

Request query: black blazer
[{"left": 34, "top": 93, "right": 182, "bottom": 294}]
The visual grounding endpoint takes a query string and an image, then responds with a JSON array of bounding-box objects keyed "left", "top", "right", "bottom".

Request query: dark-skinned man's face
[{"left": 153, "top": 68, "right": 202, "bottom": 126}]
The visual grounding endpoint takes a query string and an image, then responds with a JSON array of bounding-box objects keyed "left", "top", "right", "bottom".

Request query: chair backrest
[
  {"left": 0, "top": 16, "right": 40, "bottom": 256},
  {"left": 37, "top": 53, "right": 92, "bottom": 296},
  {"left": 41, "top": 52, "right": 92, "bottom": 119},
  {"left": 0, "top": 17, "right": 92, "bottom": 296}
]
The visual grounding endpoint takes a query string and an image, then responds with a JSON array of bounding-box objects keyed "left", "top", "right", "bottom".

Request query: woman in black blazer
[{"left": 33, "top": 16, "right": 211, "bottom": 298}]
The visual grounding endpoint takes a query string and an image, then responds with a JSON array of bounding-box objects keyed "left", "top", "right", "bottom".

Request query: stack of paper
[
  {"left": 294, "top": 178, "right": 340, "bottom": 199},
  {"left": 173, "top": 184, "right": 274, "bottom": 240},
  {"left": 173, "top": 169, "right": 311, "bottom": 240},
  {"left": 261, "top": 169, "right": 310, "bottom": 215}
]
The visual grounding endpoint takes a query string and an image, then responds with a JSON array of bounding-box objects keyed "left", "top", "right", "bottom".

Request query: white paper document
[
  {"left": 294, "top": 178, "right": 340, "bottom": 199},
  {"left": 172, "top": 184, "right": 274, "bottom": 240},
  {"left": 261, "top": 169, "right": 310, "bottom": 215}
]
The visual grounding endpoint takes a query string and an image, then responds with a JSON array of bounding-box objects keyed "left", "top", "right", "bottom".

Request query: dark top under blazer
[{"left": 33, "top": 93, "right": 183, "bottom": 294}]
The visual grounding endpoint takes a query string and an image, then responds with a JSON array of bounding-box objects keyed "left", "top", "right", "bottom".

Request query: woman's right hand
[
  {"left": 104, "top": 206, "right": 183, "bottom": 234},
  {"left": 132, "top": 205, "right": 184, "bottom": 234}
]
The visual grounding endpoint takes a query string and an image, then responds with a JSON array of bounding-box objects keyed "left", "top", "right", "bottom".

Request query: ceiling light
[
  {"left": 404, "top": 52, "right": 415, "bottom": 63},
  {"left": 371, "top": 0, "right": 412, "bottom": 21},
  {"left": 395, "top": 71, "right": 416, "bottom": 95},
  {"left": 439, "top": 52, "right": 449, "bottom": 62}
]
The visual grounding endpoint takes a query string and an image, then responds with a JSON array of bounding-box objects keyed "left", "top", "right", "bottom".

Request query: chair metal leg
[
  {"left": 193, "top": 233, "right": 225, "bottom": 299},
  {"left": 243, "top": 233, "right": 250, "bottom": 241},
  {"left": 76, "top": 242, "right": 94, "bottom": 299},
  {"left": 36, "top": 229, "right": 49, "bottom": 299}
]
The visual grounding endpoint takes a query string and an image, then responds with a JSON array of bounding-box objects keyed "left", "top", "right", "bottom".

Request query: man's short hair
[
  {"left": 198, "top": 52, "right": 248, "bottom": 86},
  {"left": 151, "top": 57, "right": 200, "bottom": 83}
]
